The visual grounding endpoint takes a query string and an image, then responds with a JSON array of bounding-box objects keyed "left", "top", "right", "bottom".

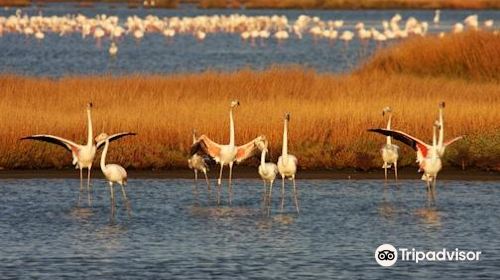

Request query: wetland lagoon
[{"left": 0, "top": 2, "right": 499, "bottom": 279}]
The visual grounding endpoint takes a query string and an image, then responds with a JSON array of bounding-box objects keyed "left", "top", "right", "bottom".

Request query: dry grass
[
  {"left": 1, "top": 68, "right": 498, "bottom": 171},
  {"left": 198, "top": 0, "right": 500, "bottom": 9},
  {"left": 0, "top": 31, "right": 499, "bottom": 171},
  {"left": 358, "top": 31, "right": 500, "bottom": 82},
  {"left": 0, "top": 0, "right": 30, "bottom": 7}
]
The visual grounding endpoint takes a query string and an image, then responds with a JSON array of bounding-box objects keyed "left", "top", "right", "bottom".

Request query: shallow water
[
  {"left": 0, "top": 179, "right": 499, "bottom": 279},
  {"left": 0, "top": 5, "right": 499, "bottom": 76}
]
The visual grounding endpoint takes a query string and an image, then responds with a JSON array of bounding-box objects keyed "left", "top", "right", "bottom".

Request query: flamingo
[
  {"left": 21, "top": 103, "right": 136, "bottom": 205},
  {"left": 433, "top": 10, "right": 441, "bottom": 25},
  {"left": 484, "top": 20, "right": 494, "bottom": 28},
  {"left": 188, "top": 129, "right": 211, "bottom": 192},
  {"left": 368, "top": 122, "right": 463, "bottom": 195},
  {"left": 380, "top": 107, "right": 400, "bottom": 181},
  {"left": 190, "top": 100, "right": 266, "bottom": 205},
  {"left": 277, "top": 113, "right": 299, "bottom": 214},
  {"left": 257, "top": 140, "right": 277, "bottom": 208},
  {"left": 109, "top": 42, "right": 118, "bottom": 56},
  {"left": 96, "top": 132, "right": 134, "bottom": 217}
]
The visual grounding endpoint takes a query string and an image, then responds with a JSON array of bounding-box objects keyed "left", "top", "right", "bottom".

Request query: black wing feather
[
  {"left": 367, "top": 128, "right": 419, "bottom": 151},
  {"left": 190, "top": 140, "right": 211, "bottom": 158},
  {"left": 20, "top": 136, "right": 73, "bottom": 152},
  {"left": 97, "top": 132, "right": 136, "bottom": 149}
]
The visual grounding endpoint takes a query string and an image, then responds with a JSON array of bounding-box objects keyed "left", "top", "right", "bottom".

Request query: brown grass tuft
[
  {"left": 358, "top": 31, "right": 500, "bottom": 82},
  {"left": 1, "top": 66, "right": 499, "bottom": 171}
]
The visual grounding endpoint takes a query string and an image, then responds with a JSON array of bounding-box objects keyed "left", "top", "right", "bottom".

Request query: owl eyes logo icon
[{"left": 375, "top": 244, "right": 398, "bottom": 267}]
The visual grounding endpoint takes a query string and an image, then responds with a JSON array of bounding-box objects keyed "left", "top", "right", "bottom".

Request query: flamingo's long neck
[
  {"left": 192, "top": 132, "right": 197, "bottom": 144},
  {"left": 87, "top": 108, "right": 93, "bottom": 147},
  {"left": 386, "top": 113, "right": 392, "bottom": 145},
  {"left": 438, "top": 107, "right": 444, "bottom": 148},
  {"left": 432, "top": 125, "right": 438, "bottom": 159},
  {"left": 260, "top": 148, "right": 266, "bottom": 166},
  {"left": 229, "top": 108, "right": 235, "bottom": 146},
  {"left": 282, "top": 119, "right": 288, "bottom": 158},
  {"left": 100, "top": 140, "right": 108, "bottom": 172}
]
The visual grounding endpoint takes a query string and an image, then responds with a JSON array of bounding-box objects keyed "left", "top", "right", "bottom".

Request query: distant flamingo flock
[
  {"left": 0, "top": 9, "right": 497, "bottom": 56},
  {"left": 20, "top": 99, "right": 464, "bottom": 217}
]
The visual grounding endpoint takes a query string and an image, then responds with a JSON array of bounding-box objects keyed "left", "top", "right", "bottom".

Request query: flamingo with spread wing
[
  {"left": 20, "top": 103, "right": 136, "bottom": 205},
  {"left": 368, "top": 121, "right": 463, "bottom": 195},
  {"left": 190, "top": 100, "right": 266, "bottom": 205}
]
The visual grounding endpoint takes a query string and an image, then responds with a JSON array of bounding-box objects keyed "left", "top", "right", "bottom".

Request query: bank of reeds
[
  {"left": 358, "top": 31, "right": 500, "bottom": 82},
  {"left": 0, "top": 32, "right": 498, "bottom": 171}
]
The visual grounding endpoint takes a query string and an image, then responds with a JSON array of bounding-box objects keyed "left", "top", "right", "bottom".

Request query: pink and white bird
[
  {"left": 257, "top": 139, "right": 277, "bottom": 208},
  {"left": 190, "top": 100, "right": 266, "bottom": 205},
  {"left": 21, "top": 103, "right": 136, "bottom": 206},
  {"left": 277, "top": 113, "right": 299, "bottom": 214},
  {"left": 379, "top": 107, "right": 400, "bottom": 181},
  {"left": 188, "top": 129, "right": 211, "bottom": 192},
  {"left": 96, "top": 132, "right": 134, "bottom": 217}
]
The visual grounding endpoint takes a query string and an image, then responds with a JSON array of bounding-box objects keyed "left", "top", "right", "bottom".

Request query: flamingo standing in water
[
  {"left": 277, "top": 113, "right": 299, "bottom": 214},
  {"left": 368, "top": 121, "right": 463, "bottom": 196},
  {"left": 188, "top": 129, "right": 211, "bottom": 192},
  {"left": 190, "top": 100, "right": 266, "bottom": 205},
  {"left": 21, "top": 103, "right": 136, "bottom": 205},
  {"left": 96, "top": 132, "right": 135, "bottom": 217},
  {"left": 380, "top": 107, "right": 400, "bottom": 181},
  {"left": 257, "top": 140, "right": 277, "bottom": 207}
]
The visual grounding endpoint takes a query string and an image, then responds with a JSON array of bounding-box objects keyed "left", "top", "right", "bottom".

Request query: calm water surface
[
  {"left": 0, "top": 179, "right": 499, "bottom": 279},
  {"left": 0, "top": 5, "right": 499, "bottom": 76}
]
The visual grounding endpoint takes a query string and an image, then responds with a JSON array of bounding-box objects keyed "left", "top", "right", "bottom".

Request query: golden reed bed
[{"left": 1, "top": 32, "right": 499, "bottom": 171}]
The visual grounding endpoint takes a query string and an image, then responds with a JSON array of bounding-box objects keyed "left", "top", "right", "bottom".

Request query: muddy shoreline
[{"left": 0, "top": 167, "right": 498, "bottom": 181}]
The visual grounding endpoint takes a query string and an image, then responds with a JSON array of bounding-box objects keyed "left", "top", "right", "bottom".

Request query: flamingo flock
[
  {"left": 0, "top": 10, "right": 497, "bottom": 56},
  {"left": 19, "top": 100, "right": 466, "bottom": 217}
]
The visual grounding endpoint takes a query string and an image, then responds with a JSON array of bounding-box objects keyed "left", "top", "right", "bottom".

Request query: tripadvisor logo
[{"left": 375, "top": 244, "right": 482, "bottom": 267}]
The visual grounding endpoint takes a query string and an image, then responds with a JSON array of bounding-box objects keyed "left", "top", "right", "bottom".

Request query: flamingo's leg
[
  {"left": 120, "top": 182, "right": 131, "bottom": 218},
  {"left": 262, "top": 180, "right": 267, "bottom": 205},
  {"left": 203, "top": 169, "right": 211, "bottom": 192},
  {"left": 109, "top": 182, "right": 115, "bottom": 218},
  {"left": 193, "top": 169, "right": 199, "bottom": 195},
  {"left": 384, "top": 163, "right": 388, "bottom": 182},
  {"left": 268, "top": 180, "right": 274, "bottom": 216},
  {"left": 78, "top": 167, "right": 83, "bottom": 205},
  {"left": 280, "top": 175, "right": 285, "bottom": 212},
  {"left": 217, "top": 164, "right": 224, "bottom": 205},
  {"left": 292, "top": 175, "right": 299, "bottom": 214},
  {"left": 432, "top": 177, "right": 437, "bottom": 196},
  {"left": 87, "top": 165, "right": 92, "bottom": 207},
  {"left": 394, "top": 161, "right": 398, "bottom": 181},
  {"left": 228, "top": 162, "right": 233, "bottom": 205}
]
